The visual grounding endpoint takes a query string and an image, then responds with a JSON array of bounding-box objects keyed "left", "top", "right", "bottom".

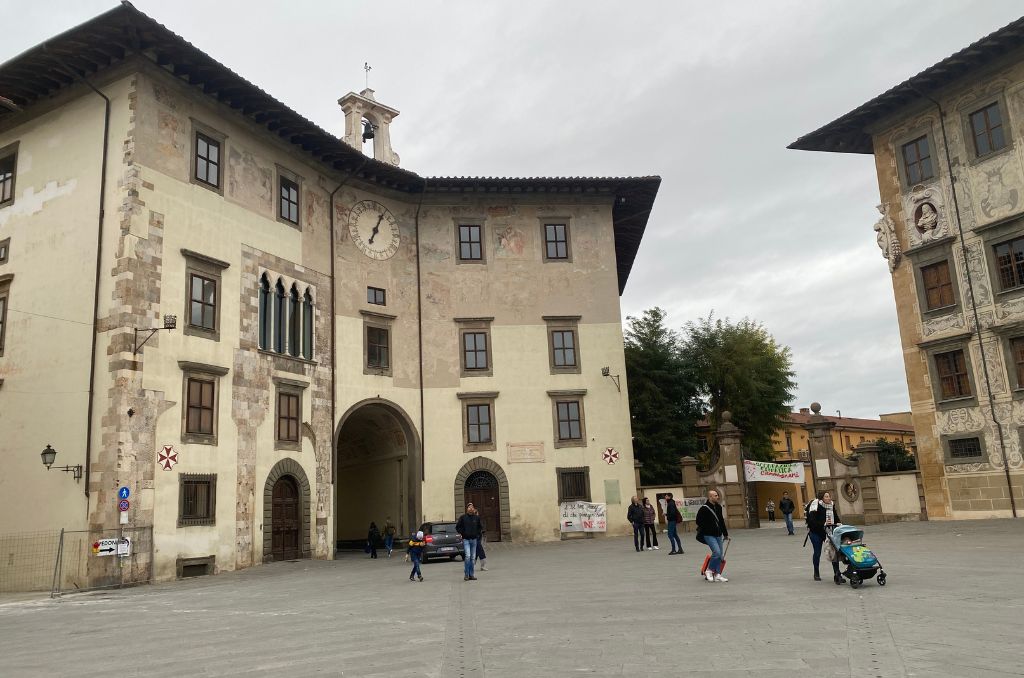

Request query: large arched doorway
[
  {"left": 454, "top": 457, "right": 511, "bottom": 542},
  {"left": 464, "top": 471, "right": 502, "bottom": 542},
  {"left": 263, "top": 458, "right": 312, "bottom": 562},
  {"left": 334, "top": 399, "right": 420, "bottom": 546}
]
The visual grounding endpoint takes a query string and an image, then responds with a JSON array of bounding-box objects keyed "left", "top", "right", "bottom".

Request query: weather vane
[{"left": 364, "top": 62, "right": 372, "bottom": 89}]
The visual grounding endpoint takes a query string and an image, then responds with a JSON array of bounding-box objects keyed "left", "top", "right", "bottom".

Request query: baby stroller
[{"left": 831, "top": 525, "right": 887, "bottom": 589}]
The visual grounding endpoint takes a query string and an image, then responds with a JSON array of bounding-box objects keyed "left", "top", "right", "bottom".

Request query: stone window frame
[
  {"left": 189, "top": 119, "right": 226, "bottom": 196},
  {"left": 0, "top": 237, "right": 9, "bottom": 265},
  {"left": 940, "top": 434, "right": 987, "bottom": 465},
  {"left": 991, "top": 321, "right": 1024, "bottom": 399},
  {"left": 0, "top": 141, "right": 18, "bottom": 208},
  {"left": 276, "top": 165, "right": 303, "bottom": 229},
  {"left": 556, "top": 466, "right": 591, "bottom": 503},
  {"left": 178, "top": 473, "right": 217, "bottom": 527},
  {"left": 0, "top": 273, "right": 11, "bottom": 357},
  {"left": 905, "top": 236, "right": 961, "bottom": 320},
  {"left": 544, "top": 315, "right": 582, "bottom": 374},
  {"left": 918, "top": 333, "right": 979, "bottom": 411},
  {"left": 892, "top": 125, "right": 940, "bottom": 190},
  {"left": 273, "top": 376, "right": 308, "bottom": 451},
  {"left": 182, "top": 249, "right": 229, "bottom": 342},
  {"left": 361, "top": 309, "right": 395, "bottom": 377},
  {"left": 548, "top": 389, "right": 587, "bottom": 449},
  {"left": 454, "top": 218, "right": 487, "bottom": 264},
  {"left": 540, "top": 218, "right": 573, "bottom": 263},
  {"left": 457, "top": 391, "right": 499, "bottom": 453},
  {"left": 958, "top": 93, "right": 1013, "bottom": 165},
  {"left": 178, "top": 360, "right": 230, "bottom": 445},
  {"left": 977, "top": 215, "right": 1024, "bottom": 303},
  {"left": 455, "top": 317, "right": 494, "bottom": 378}
]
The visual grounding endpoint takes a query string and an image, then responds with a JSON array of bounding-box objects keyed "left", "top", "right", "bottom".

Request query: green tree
[
  {"left": 624, "top": 308, "right": 701, "bottom": 485},
  {"left": 680, "top": 314, "right": 796, "bottom": 461},
  {"left": 875, "top": 438, "right": 917, "bottom": 472}
]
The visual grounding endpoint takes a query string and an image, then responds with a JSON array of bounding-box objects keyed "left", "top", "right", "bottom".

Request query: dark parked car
[{"left": 418, "top": 521, "right": 464, "bottom": 563}]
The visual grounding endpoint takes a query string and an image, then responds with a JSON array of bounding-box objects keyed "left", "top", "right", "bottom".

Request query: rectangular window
[
  {"left": 994, "top": 237, "right": 1024, "bottom": 291},
  {"left": 0, "top": 151, "right": 14, "bottom": 206},
  {"left": 189, "top": 273, "right": 217, "bottom": 330},
  {"left": 0, "top": 287, "right": 8, "bottom": 356},
  {"left": 367, "top": 287, "right": 386, "bottom": 306},
  {"left": 179, "top": 474, "right": 216, "bottom": 527},
  {"left": 970, "top": 103, "right": 1006, "bottom": 157},
  {"left": 948, "top": 437, "right": 983, "bottom": 459},
  {"left": 186, "top": 377, "right": 215, "bottom": 435},
  {"left": 367, "top": 326, "right": 390, "bottom": 369},
  {"left": 935, "top": 349, "right": 971, "bottom": 400},
  {"left": 0, "top": 237, "right": 9, "bottom": 264},
  {"left": 194, "top": 132, "right": 221, "bottom": 188},
  {"left": 466, "top": 403, "right": 492, "bottom": 444},
  {"left": 557, "top": 401, "right": 583, "bottom": 441},
  {"left": 1011, "top": 338, "right": 1024, "bottom": 389},
  {"left": 277, "top": 392, "right": 300, "bottom": 443},
  {"left": 463, "top": 332, "right": 488, "bottom": 371},
  {"left": 921, "top": 261, "right": 955, "bottom": 310},
  {"left": 552, "top": 330, "right": 577, "bottom": 367},
  {"left": 280, "top": 177, "right": 299, "bottom": 225},
  {"left": 544, "top": 223, "right": 570, "bottom": 260},
  {"left": 459, "top": 224, "right": 483, "bottom": 261},
  {"left": 901, "top": 135, "right": 934, "bottom": 185},
  {"left": 556, "top": 467, "right": 590, "bottom": 503}
]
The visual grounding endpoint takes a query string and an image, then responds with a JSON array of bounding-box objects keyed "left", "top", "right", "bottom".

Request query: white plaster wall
[{"left": 877, "top": 474, "right": 922, "bottom": 515}]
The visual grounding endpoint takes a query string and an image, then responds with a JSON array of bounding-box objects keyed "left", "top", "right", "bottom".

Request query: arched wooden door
[
  {"left": 271, "top": 475, "right": 301, "bottom": 560},
  {"left": 464, "top": 471, "right": 501, "bottom": 542}
]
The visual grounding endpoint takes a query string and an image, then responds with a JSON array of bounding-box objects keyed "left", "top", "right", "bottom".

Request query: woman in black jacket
[
  {"left": 696, "top": 489, "right": 729, "bottom": 582},
  {"left": 806, "top": 490, "right": 843, "bottom": 583}
]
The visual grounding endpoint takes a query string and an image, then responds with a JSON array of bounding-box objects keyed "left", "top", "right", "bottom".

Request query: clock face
[{"left": 348, "top": 200, "right": 400, "bottom": 260}]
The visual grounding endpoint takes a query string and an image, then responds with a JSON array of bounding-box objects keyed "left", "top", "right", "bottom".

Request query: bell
[{"left": 362, "top": 120, "right": 375, "bottom": 142}]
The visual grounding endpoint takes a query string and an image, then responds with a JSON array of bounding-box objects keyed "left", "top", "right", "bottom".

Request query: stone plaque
[
  {"left": 507, "top": 442, "right": 545, "bottom": 463},
  {"left": 604, "top": 479, "right": 621, "bottom": 505},
  {"left": 724, "top": 464, "right": 738, "bottom": 483}
]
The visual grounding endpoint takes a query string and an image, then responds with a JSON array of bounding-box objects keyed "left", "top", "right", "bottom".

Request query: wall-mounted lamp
[
  {"left": 601, "top": 366, "right": 621, "bottom": 392},
  {"left": 40, "top": 444, "right": 83, "bottom": 482},
  {"left": 133, "top": 314, "right": 177, "bottom": 354}
]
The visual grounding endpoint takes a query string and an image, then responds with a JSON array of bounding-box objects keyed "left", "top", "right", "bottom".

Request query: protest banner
[
  {"left": 658, "top": 496, "right": 705, "bottom": 521},
  {"left": 559, "top": 501, "right": 607, "bottom": 532},
  {"left": 743, "top": 459, "right": 805, "bottom": 484}
]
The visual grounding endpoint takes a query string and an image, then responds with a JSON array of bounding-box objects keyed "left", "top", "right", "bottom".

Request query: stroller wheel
[
  {"left": 877, "top": 572, "right": 887, "bottom": 586},
  {"left": 849, "top": 573, "right": 863, "bottom": 589}
]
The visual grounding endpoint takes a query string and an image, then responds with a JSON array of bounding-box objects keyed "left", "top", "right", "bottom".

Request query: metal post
[{"left": 50, "top": 528, "right": 64, "bottom": 599}]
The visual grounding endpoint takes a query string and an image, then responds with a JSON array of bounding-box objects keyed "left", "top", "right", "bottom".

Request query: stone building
[
  {"left": 0, "top": 5, "right": 659, "bottom": 584},
  {"left": 790, "top": 17, "right": 1024, "bottom": 519}
]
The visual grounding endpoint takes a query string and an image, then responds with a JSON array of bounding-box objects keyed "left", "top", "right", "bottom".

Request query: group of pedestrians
[{"left": 365, "top": 517, "right": 399, "bottom": 559}]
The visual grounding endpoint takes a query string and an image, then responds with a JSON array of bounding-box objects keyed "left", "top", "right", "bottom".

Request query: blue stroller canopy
[{"left": 831, "top": 524, "right": 863, "bottom": 547}]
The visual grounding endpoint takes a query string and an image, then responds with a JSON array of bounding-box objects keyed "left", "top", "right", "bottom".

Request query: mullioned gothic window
[{"left": 259, "top": 272, "right": 314, "bottom": 360}]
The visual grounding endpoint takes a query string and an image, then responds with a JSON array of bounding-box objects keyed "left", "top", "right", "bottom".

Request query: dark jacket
[
  {"left": 642, "top": 504, "right": 656, "bottom": 525},
  {"left": 626, "top": 502, "right": 644, "bottom": 524},
  {"left": 407, "top": 538, "right": 425, "bottom": 559},
  {"left": 456, "top": 513, "right": 482, "bottom": 539},
  {"left": 665, "top": 501, "right": 682, "bottom": 524},
  {"left": 806, "top": 500, "right": 841, "bottom": 537},
  {"left": 779, "top": 497, "right": 795, "bottom": 515},
  {"left": 368, "top": 525, "right": 380, "bottom": 543},
  {"left": 696, "top": 501, "right": 728, "bottom": 538}
]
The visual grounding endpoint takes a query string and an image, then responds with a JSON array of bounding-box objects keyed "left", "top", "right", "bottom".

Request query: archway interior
[{"left": 336, "top": 403, "right": 412, "bottom": 543}]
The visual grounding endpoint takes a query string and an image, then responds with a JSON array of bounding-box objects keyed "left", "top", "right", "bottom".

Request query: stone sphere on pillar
[
  {"left": 722, "top": 410, "right": 732, "bottom": 423},
  {"left": 810, "top": 402, "right": 821, "bottom": 414}
]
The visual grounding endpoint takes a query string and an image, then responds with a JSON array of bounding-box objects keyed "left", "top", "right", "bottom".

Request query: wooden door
[
  {"left": 271, "top": 475, "right": 301, "bottom": 560},
  {"left": 464, "top": 471, "right": 501, "bottom": 542}
]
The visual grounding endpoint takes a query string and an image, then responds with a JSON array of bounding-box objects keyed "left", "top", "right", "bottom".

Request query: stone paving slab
[{"left": 0, "top": 519, "right": 1022, "bottom": 677}]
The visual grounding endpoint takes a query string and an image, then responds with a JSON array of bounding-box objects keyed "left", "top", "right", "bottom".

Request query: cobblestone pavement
[{"left": 1, "top": 519, "right": 1022, "bottom": 677}]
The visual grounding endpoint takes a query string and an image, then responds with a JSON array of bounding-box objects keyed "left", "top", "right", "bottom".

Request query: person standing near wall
[
  {"left": 766, "top": 499, "right": 776, "bottom": 523},
  {"left": 367, "top": 522, "right": 380, "bottom": 559},
  {"left": 627, "top": 497, "right": 645, "bottom": 552},
  {"left": 457, "top": 503, "right": 482, "bottom": 581},
  {"left": 779, "top": 492, "right": 796, "bottom": 535},
  {"left": 641, "top": 497, "right": 659, "bottom": 550},
  {"left": 664, "top": 493, "right": 684, "bottom": 555},
  {"left": 476, "top": 518, "right": 488, "bottom": 571}
]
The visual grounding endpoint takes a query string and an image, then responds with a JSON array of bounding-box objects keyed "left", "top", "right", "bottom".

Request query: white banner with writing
[
  {"left": 559, "top": 501, "right": 607, "bottom": 532},
  {"left": 658, "top": 497, "right": 705, "bottom": 521},
  {"left": 743, "top": 459, "right": 805, "bottom": 484}
]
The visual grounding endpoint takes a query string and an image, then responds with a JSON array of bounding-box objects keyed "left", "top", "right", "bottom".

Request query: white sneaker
[
  {"left": 653, "top": 546, "right": 660, "bottom": 550},
  {"left": 714, "top": 574, "right": 728, "bottom": 582},
  {"left": 705, "top": 570, "right": 714, "bottom": 582}
]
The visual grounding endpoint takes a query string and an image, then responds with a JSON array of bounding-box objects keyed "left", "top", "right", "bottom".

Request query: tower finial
[{"left": 364, "top": 62, "right": 372, "bottom": 89}]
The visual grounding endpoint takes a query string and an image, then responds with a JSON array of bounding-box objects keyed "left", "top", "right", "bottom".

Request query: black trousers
[
  {"left": 632, "top": 522, "right": 644, "bottom": 550},
  {"left": 643, "top": 524, "right": 659, "bottom": 548}
]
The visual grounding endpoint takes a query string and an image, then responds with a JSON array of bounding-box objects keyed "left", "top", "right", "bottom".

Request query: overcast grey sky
[{"left": 5, "top": 1, "right": 1024, "bottom": 418}]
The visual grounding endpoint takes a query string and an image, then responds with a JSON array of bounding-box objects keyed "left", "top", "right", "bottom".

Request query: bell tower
[{"left": 338, "top": 88, "right": 401, "bottom": 166}]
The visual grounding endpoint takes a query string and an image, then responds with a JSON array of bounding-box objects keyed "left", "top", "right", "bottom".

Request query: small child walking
[{"left": 407, "top": 531, "right": 425, "bottom": 582}]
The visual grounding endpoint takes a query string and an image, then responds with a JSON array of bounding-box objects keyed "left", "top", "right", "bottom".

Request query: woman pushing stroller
[{"left": 806, "top": 490, "right": 844, "bottom": 584}]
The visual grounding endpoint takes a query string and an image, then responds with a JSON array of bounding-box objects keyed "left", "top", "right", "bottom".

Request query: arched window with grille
[
  {"left": 258, "top": 273, "right": 271, "bottom": 350},
  {"left": 302, "top": 288, "right": 314, "bottom": 360},
  {"left": 274, "top": 279, "right": 286, "bottom": 353},
  {"left": 288, "top": 284, "right": 301, "bottom": 357}
]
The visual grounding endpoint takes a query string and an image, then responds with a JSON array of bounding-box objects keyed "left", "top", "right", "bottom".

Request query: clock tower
[{"left": 338, "top": 88, "right": 401, "bottom": 166}]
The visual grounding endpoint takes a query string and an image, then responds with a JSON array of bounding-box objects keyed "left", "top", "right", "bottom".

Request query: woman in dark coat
[
  {"left": 367, "top": 522, "right": 380, "bottom": 559},
  {"left": 806, "top": 490, "right": 843, "bottom": 583}
]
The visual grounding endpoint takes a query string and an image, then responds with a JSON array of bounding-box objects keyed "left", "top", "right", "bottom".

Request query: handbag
[{"left": 823, "top": 538, "right": 837, "bottom": 562}]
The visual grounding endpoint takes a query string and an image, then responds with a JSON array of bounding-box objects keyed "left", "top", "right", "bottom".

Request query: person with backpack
[
  {"left": 407, "top": 530, "right": 425, "bottom": 582},
  {"left": 382, "top": 517, "right": 397, "bottom": 557},
  {"left": 627, "top": 496, "right": 645, "bottom": 552},
  {"left": 641, "top": 497, "right": 659, "bottom": 550},
  {"left": 366, "top": 522, "right": 381, "bottom": 559},
  {"left": 696, "top": 489, "right": 729, "bottom": 582},
  {"left": 664, "top": 493, "right": 684, "bottom": 555},
  {"left": 779, "top": 492, "right": 796, "bottom": 535},
  {"left": 806, "top": 490, "right": 844, "bottom": 583}
]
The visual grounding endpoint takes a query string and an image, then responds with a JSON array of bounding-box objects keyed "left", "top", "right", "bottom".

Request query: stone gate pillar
[
  {"left": 802, "top": 402, "right": 837, "bottom": 498},
  {"left": 715, "top": 412, "right": 749, "bottom": 530},
  {"left": 853, "top": 441, "right": 882, "bottom": 522}
]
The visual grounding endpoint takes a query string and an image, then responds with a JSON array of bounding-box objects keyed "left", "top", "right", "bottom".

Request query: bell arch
[
  {"left": 262, "top": 457, "right": 312, "bottom": 561},
  {"left": 454, "top": 457, "right": 511, "bottom": 542}
]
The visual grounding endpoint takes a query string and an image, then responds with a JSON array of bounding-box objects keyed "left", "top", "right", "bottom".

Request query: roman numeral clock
[{"left": 348, "top": 199, "right": 400, "bottom": 260}]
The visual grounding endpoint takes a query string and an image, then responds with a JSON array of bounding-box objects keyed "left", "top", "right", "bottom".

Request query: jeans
[
  {"left": 784, "top": 512, "right": 794, "bottom": 534},
  {"left": 385, "top": 534, "right": 394, "bottom": 553},
  {"left": 809, "top": 532, "right": 840, "bottom": 575},
  {"left": 705, "top": 535, "right": 724, "bottom": 574},
  {"left": 643, "top": 524, "right": 659, "bottom": 548},
  {"left": 667, "top": 521, "right": 682, "bottom": 552},
  {"left": 767, "top": 510, "right": 775, "bottom": 522},
  {"left": 632, "top": 522, "right": 644, "bottom": 551},
  {"left": 463, "top": 538, "right": 478, "bottom": 577},
  {"left": 410, "top": 555, "right": 421, "bottom": 578}
]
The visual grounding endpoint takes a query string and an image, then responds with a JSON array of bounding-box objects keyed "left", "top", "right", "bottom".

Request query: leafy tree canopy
[{"left": 875, "top": 438, "right": 917, "bottom": 472}]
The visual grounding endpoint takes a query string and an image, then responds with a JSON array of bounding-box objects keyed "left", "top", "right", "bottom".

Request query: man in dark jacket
[
  {"left": 626, "top": 497, "right": 645, "bottom": 552},
  {"left": 696, "top": 489, "right": 729, "bottom": 582},
  {"left": 779, "top": 492, "right": 796, "bottom": 535},
  {"left": 664, "top": 493, "right": 684, "bottom": 555},
  {"left": 456, "top": 503, "right": 482, "bottom": 581}
]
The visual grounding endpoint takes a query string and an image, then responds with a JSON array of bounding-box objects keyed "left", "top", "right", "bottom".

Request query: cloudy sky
[{"left": 5, "top": 1, "right": 1024, "bottom": 418}]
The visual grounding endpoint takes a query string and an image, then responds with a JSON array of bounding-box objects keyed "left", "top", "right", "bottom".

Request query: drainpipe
[
  {"left": 911, "top": 86, "right": 1018, "bottom": 518},
  {"left": 414, "top": 179, "right": 428, "bottom": 482}
]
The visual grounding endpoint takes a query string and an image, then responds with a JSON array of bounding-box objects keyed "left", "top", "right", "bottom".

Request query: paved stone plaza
[{"left": 0, "top": 519, "right": 1021, "bottom": 677}]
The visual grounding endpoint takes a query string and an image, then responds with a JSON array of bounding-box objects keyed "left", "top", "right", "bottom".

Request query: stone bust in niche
[{"left": 915, "top": 202, "right": 938, "bottom": 233}]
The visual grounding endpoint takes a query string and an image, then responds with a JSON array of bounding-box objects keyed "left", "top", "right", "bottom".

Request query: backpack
[{"left": 804, "top": 500, "right": 816, "bottom": 528}]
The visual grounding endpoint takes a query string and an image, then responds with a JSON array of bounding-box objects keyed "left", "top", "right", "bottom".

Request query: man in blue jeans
[
  {"left": 456, "top": 503, "right": 482, "bottom": 581},
  {"left": 779, "top": 492, "right": 796, "bottom": 536},
  {"left": 664, "top": 493, "right": 684, "bottom": 554},
  {"left": 627, "top": 496, "right": 645, "bottom": 552}
]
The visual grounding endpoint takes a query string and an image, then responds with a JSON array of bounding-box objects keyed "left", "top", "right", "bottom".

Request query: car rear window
[{"left": 430, "top": 523, "right": 457, "bottom": 535}]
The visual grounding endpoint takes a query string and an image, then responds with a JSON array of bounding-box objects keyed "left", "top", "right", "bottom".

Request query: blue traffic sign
[
  {"left": 118, "top": 499, "right": 130, "bottom": 512},
  {"left": 118, "top": 486, "right": 130, "bottom": 500}
]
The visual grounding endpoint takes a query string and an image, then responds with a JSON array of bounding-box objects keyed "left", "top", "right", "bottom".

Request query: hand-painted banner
[
  {"left": 658, "top": 497, "right": 705, "bottom": 521},
  {"left": 559, "top": 501, "right": 607, "bottom": 532},
  {"left": 744, "top": 459, "right": 805, "bottom": 484}
]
